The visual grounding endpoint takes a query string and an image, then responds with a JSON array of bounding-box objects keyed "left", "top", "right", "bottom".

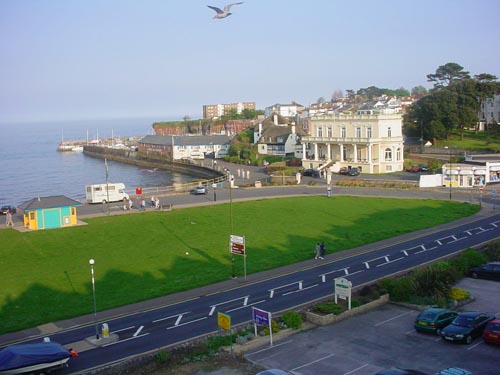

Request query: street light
[
  {"left": 212, "top": 183, "right": 217, "bottom": 202},
  {"left": 414, "top": 120, "right": 424, "bottom": 152},
  {"left": 89, "top": 259, "right": 99, "bottom": 340},
  {"left": 445, "top": 146, "right": 452, "bottom": 200}
]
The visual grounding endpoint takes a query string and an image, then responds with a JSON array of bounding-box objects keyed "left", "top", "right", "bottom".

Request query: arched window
[{"left": 385, "top": 148, "right": 392, "bottom": 161}]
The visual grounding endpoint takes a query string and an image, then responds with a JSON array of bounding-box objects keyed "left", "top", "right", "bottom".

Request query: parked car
[
  {"left": 339, "top": 167, "right": 349, "bottom": 175},
  {"left": 375, "top": 369, "right": 427, "bottom": 375},
  {"left": 1, "top": 205, "right": 16, "bottom": 214},
  {"left": 301, "top": 169, "right": 320, "bottom": 178},
  {"left": 482, "top": 318, "right": 500, "bottom": 345},
  {"left": 418, "top": 164, "right": 429, "bottom": 172},
  {"left": 192, "top": 186, "right": 208, "bottom": 195},
  {"left": 348, "top": 167, "right": 360, "bottom": 176},
  {"left": 439, "top": 311, "right": 495, "bottom": 344},
  {"left": 405, "top": 165, "right": 421, "bottom": 173},
  {"left": 435, "top": 368, "right": 473, "bottom": 375},
  {"left": 469, "top": 262, "right": 500, "bottom": 280},
  {"left": 414, "top": 308, "right": 458, "bottom": 335},
  {"left": 256, "top": 370, "right": 302, "bottom": 375}
]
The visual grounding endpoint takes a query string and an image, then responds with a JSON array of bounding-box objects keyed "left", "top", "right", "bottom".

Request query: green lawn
[{"left": 0, "top": 196, "right": 479, "bottom": 334}]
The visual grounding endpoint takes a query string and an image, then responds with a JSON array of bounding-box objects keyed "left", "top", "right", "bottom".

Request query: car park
[
  {"left": 439, "top": 311, "right": 495, "bottom": 344},
  {"left": 1, "top": 205, "right": 17, "bottom": 214},
  {"left": 469, "top": 262, "right": 500, "bottom": 281},
  {"left": 192, "top": 186, "right": 208, "bottom": 195},
  {"left": 414, "top": 308, "right": 458, "bottom": 335},
  {"left": 482, "top": 319, "right": 500, "bottom": 345}
]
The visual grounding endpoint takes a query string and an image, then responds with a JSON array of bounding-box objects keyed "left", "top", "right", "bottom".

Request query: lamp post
[
  {"left": 414, "top": 120, "right": 424, "bottom": 152},
  {"left": 212, "top": 183, "right": 217, "bottom": 202},
  {"left": 89, "top": 259, "right": 99, "bottom": 340},
  {"left": 445, "top": 146, "right": 452, "bottom": 200}
]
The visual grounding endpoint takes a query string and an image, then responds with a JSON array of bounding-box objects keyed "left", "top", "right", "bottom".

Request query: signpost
[
  {"left": 217, "top": 312, "right": 232, "bottom": 352},
  {"left": 252, "top": 307, "right": 273, "bottom": 346},
  {"left": 334, "top": 277, "right": 352, "bottom": 310},
  {"left": 230, "top": 234, "right": 247, "bottom": 279}
]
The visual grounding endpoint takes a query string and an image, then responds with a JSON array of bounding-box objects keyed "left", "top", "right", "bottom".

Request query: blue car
[{"left": 440, "top": 311, "right": 495, "bottom": 344}]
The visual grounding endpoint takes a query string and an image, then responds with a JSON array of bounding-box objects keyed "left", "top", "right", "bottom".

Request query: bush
[
  {"left": 281, "top": 310, "right": 303, "bottom": 329},
  {"left": 379, "top": 277, "right": 414, "bottom": 302},
  {"left": 449, "top": 287, "right": 470, "bottom": 301},
  {"left": 450, "top": 249, "right": 487, "bottom": 274},
  {"left": 312, "top": 302, "right": 344, "bottom": 315},
  {"left": 483, "top": 242, "right": 500, "bottom": 261},
  {"left": 263, "top": 319, "right": 280, "bottom": 335}
]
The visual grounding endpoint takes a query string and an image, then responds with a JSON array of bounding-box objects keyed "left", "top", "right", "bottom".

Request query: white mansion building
[{"left": 301, "top": 113, "right": 404, "bottom": 174}]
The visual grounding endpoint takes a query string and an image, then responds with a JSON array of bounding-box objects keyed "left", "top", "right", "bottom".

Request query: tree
[
  {"left": 317, "top": 97, "right": 326, "bottom": 105},
  {"left": 411, "top": 85, "right": 428, "bottom": 96},
  {"left": 426, "top": 62, "right": 470, "bottom": 88},
  {"left": 331, "top": 89, "right": 344, "bottom": 101},
  {"left": 474, "top": 73, "right": 500, "bottom": 136},
  {"left": 183, "top": 115, "right": 191, "bottom": 122}
]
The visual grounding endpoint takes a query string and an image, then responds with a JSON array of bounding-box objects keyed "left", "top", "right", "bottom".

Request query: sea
[{"left": 0, "top": 117, "right": 199, "bottom": 207}]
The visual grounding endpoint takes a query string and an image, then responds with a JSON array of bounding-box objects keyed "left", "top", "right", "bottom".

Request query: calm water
[{"left": 0, "top": 118, "right": 198, "bottom": 206}]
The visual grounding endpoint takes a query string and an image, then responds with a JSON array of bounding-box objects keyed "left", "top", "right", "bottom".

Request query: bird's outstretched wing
[
  {"left": 207, "top": 5, "right": 224, "bottom": 14},
  {"left": 223, "top": 2, "right": 243, "bottom": 12}
]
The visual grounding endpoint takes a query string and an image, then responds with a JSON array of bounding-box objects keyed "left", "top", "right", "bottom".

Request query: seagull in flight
[{"left": 207, "top": 2, "right": 243, "bottom": 19}]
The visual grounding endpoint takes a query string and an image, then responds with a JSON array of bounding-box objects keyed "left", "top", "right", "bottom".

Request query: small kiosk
[{"left": 19, "top": 195, "right": 81, "bottom": 230}]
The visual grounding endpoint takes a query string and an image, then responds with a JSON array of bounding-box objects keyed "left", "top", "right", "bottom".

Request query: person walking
[
  {"left": 314, "top": 242, "right": 321, "bottom": 259},
  {"left": 141, "top": 199, "right": 146, "bottom": 211},
  {"left": 150, "top": 196, "right": 156, "bottom": 208},
  {"left": 327, "top": 185, "right": 332, "bottom": 197},
  {"left": 5, "top": 210, "right": 14, "bottom": 227},
  {"left": 320, "top": 242, "right": 326, "bottom": 259}
]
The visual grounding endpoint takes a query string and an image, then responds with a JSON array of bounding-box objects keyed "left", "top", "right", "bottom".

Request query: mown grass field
[{"left": 0, "top": 196, "right": 480, "bottom": 334}]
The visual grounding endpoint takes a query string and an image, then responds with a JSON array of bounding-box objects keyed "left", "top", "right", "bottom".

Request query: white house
[
  {"left": 301, "top": 112, "right": 404, "bottom": 174},
  {"left": 264, "top": 102, "right": 304, "bottom": 118}
]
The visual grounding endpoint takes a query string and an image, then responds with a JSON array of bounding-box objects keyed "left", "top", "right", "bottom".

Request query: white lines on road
[
  {"left": 375, "top": 311, "right": 411, "bottom": 326},
  {"left": 434, "top": 337, "right": 441, "bottom": 342},
  {"left": 103, "top": 333, "right": 149, "bottom": 347},
  {"left": 246, "top": 339, "right": 294, "bottom": 356},
  {"left": 376, "top": 256, "right": 404, "bottom": 267},
  {"left": 343, "top": 364, "right": 369, "bottom": 375},
  {"left": 363, "top": 255, "right": 390, "bottom": 269},
  {"left": 226, "top": 299, "right": 266, "bottom": 313},
  {"left": 282, "top": 284, "right": 318, "bottom": 296},
  {"left": 269, "top": 281, "right": 303, "bottom": 298},
  {"left": 133, "top": 326, "right": 144, "bottom": 337},
  {"left": 291, "top": 353, "right": 336, "bottom": 371},
  {"left": 166, "top": 316, "right": 207, "bottom": 330},
  {"left": 111, "top": 326, "right": 135, "bottom": 334},
  {"left": 208, "top": 295, "right": 250, "bottom": 316},
  {"left": 152, "top": 311, "right": 190, "bottom": 323},
  {"left": 320, "top": 267, "right": 349, "bottom": 282},
  {"left": 467, "top": 341, "right": 483, "bottom": 351}
]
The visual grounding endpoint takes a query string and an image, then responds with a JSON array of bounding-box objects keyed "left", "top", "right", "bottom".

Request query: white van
[{"left": 85, "top": 183, "right": 130, "bottom": 204}]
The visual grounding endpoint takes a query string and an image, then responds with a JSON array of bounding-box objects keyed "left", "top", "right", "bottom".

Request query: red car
[{"left": 483, "top": 319, "right": 500, "bottom": 345}]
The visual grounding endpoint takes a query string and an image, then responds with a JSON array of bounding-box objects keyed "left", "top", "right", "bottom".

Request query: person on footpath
[
  {"left": 150, "top": 196, "right": 156, "bottom": 207},
  {"left": 327, "top": 185, "right": 332, "bottom": 197},
  {"left": 320, "top": 242, "right": 326, "bottom": 259},
  {"left": 141, "top": 199, "right": 146, "bottom": 211},
  {"left": 314, "top": 242, "right": 321, "bottom": 259},
  {"left": 5, "top": 210, "right": 14, "bottom": 227}
]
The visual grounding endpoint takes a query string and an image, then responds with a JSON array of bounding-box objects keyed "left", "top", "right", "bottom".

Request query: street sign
[
  {"left": 230, "top": 234, "right": 245, "bottom": 255},
  {"left": 217, "top": 312, "right": 231, "bottom": 331},
  {"left": 252, "top": 307, "right": 270, "bottom": 327},
  {"left": 334, "top": 277, "right": 352, "bottom": 309}
]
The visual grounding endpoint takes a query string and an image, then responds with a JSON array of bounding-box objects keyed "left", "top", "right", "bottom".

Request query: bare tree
[{"left": 331, "top": 89, "right": 344, "bottom": 101}]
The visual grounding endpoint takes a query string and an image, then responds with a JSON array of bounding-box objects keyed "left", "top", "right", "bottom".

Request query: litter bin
[{"left": 101, "top": 323, "right": 110, "bottom": 338}]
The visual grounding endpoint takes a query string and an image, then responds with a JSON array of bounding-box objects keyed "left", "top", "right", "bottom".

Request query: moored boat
[{"left": 0, "top": 342, "right": 71, "bottom": 374}]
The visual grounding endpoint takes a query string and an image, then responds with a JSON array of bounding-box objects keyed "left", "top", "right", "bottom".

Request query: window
[
  {"left": 367, "top": 127, "right": 372, "bottom": 138},
  {"left": 355, "top": 127, "right": 361, "bottom": 138},
  {"left": 385, "top": 148, "right": 392, "bottom": 161},
  {"left": 71, "top": 207, "right": 76, "bottom": 215},
  {"left": 396, "top": 147, "right": 401, "bottom": 161},
  {"left": 388, "top": 127, "right": 392, "bottom": 137},
  {"left": 327, "top": 127, "right": 332, "bottom": 137},
  {"left": 341, "top": 127, "right": 346, "bottom": 138},
  {"left": 386, "top": 165, "right": 392, "bottom": 171}
]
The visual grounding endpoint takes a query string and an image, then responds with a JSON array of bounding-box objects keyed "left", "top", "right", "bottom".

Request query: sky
[{"left": 1, "top": 0, "right": 499, "bottom": 123}]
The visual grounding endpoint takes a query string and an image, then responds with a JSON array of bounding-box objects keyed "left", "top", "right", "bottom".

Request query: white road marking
[
  {"left": 375, "top": 311, "right": 410, "bottom": 326},
  {"left": 226, "top": 299, "right": 266, "bottom": 313},
  {"left": 269, "top": 281, "right": 303, "bottom": 298},
  {"left": 434, "top": 337, "right": 441, "bottom": 342},
  {"left": 342, "top": 364, "right": 369, "bottom": 375},
  {"left": 133, "top": 326, "right": 144, "bottom": 337},
  {"left": 282, "top": 284, "right": 318, "bottom": 296},
  {"left": 467, "top": 341, "right": 483, "bottom": 350},
  {"left": 111, "top": 326, "right": 135, "bottom": 333},
  {"left": 152, "top": 311, "right": 190, "bottom": 323},
  {"left": 291, "top": 353, "right": 336, "bottom": 371},
  {"left": 103, "top": 333, "right": 149, "bottom": 347},
  {"left": 166, "top": 316, "right": 207, "bottom": 330},
  {"left": 246, "top": 340, "right": 294, "bottom": 356},
  {"left": 376, "top": 257, "right": 404, "bottom": 267},
  {"left": 175, "top": 314, "right": 183, "bottom": 326},
  {"left": 208, "top": 295, "right": 250, "bottom": 315}
]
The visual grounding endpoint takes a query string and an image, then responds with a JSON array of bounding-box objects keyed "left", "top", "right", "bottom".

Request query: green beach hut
[{"left": 19, "top": 195, "right": 81, "bottom": 230}]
